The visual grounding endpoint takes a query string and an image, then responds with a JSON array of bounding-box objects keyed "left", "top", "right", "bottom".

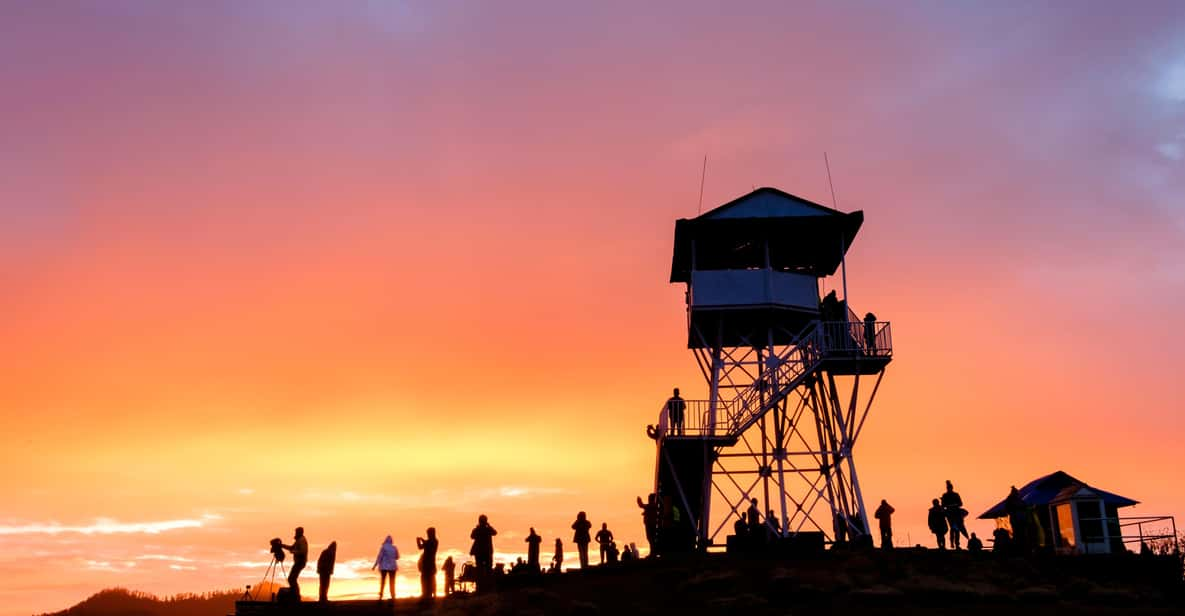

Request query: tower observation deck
[{"left": 650, "top": 186, "right": 892, "bottom": 552}]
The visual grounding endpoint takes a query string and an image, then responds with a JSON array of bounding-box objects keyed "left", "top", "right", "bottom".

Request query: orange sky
[{"left": 3, "top": 2, "right": 1185, "bottom": 615}]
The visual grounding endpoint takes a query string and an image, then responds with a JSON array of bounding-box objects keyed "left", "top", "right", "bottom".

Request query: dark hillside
[{"left": 38, "top": 588, "right": 239, "bottom": 616}]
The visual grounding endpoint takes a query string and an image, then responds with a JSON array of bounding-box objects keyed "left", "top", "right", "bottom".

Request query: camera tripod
[{"left": 245, "top": 556, "right": 286, "bottom": 601}]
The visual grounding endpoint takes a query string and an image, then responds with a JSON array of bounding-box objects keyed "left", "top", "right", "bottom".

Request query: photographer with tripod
[{"left": 281, "top": 527, "right": 309, "bottom": 599}]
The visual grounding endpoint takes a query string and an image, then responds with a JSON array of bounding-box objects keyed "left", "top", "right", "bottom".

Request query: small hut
[{"left": 979, "top": 470, "right": 1138, "bottom": 554}]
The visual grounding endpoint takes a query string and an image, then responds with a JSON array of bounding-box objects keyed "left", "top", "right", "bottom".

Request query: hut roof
[{"left": 978, "top": 470, "right": 1138, "bottom": 519}]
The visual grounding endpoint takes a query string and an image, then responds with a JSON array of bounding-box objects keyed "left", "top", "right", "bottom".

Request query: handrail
[{"left": 656, "top": 319, "right": 892, "bottom": 439}]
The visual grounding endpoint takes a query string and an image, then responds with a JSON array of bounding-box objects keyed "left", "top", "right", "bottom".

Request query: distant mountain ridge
[{"left": 37, "top": 588, "right": 240, "bottom": 616}]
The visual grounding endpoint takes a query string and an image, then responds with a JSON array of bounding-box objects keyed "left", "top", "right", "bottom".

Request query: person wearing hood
[
  {"left": 372, "top": 535, "right": 400, "bottom": 600},
  {"left": 525, "top": 528, "right": 543, "bottom": 572},
  {"left": 316, "top": 541, "right": 336, "bottom": 602}
]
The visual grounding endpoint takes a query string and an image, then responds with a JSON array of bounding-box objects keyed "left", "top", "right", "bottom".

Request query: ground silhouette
[{"left": 37, "top": 588, "right": 240, "bottom": 616}]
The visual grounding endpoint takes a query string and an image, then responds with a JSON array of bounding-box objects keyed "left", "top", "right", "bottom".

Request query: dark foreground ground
[{"left": 236, "top": 549, "right": 1185, "bottom": 616}]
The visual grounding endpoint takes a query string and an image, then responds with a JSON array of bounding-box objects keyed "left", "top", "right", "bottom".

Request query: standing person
[
  {"left": 316, "top": 541, "right": 336, "bottom": 602},
  {"left": 746, "top": 498, "right": 762, "bottom": 537},
  {"left": 442, "top": 557, "right": 455, "bottom": 596},
  {"left": 525, "top": 528, "right": 543, "bottom": 572},
  {"left": 928, "top": 499, "right": 948, "bottom": 549},
  {"left": 863, "top": 312, "right": 877, "bottom": 354},
  {"left": 469, "top": 514, "right": 497, "bottom": 573},
  {"left": 281, "top": 527, "right": 309, "bottom": 599},
  {"left": 416, "top": 527, "right": 438, "bottom": 601},
  {"left": 595, "top": 523, "right": 614, "bottom": 565},
  {"left": 666, "top": 388, "right": 686, "bottom": 436},
  {"left": 636, "top": 494, "right": 659, "bottom": 554},
  {"left": 941, "top": 480, "right": 968, "bottom": 549},
  {"left": 551, "top": 538, "right": 564, "bottom": 572},
  {"left": 572, "top": 512, "right": 593, "bottom": 569},
  {"left": 371, "top": 535, "right": 399, "bottom": 600},
  {"left": 833, "top": 512, "right": 848, "bottom": 545},
  {"left": 1005, "top": 486, "right": 1027, "bottom": 553},
  {"left": 874, "top": 500, "right": 895, "bottom": 549}
]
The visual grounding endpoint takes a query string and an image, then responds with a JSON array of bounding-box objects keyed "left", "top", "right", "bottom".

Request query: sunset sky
[{"left": 3, "top": 1, "right": 1185, "bottom": 614}]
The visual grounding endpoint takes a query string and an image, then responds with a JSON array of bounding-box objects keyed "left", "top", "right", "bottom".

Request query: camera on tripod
[{"left": 269, "top": 538, "right": 286, "bottom": 562}]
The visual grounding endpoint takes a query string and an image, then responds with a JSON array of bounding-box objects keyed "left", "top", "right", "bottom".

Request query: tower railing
[{"left": 657, "top": 320, "right": 892, "bottom": 439}]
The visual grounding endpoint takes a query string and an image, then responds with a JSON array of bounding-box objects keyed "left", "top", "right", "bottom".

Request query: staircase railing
[{"left": 655, "top": 320, "right": 892, "bottom": 439}]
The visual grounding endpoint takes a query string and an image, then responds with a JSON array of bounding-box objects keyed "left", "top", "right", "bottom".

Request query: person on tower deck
[
  {"left": 666, "top": 388, "right": 686, "bottom": 436},
  {"left": 281, "top": 527, "right": 309, "bottom": 599},
  {"left": 595, "top": 523, "right": 614, "bottom": 565},
  {"left": 874, "top": 499, "right": 895, "bottom": 549},
  {"left": 469, "top": 515, "right": 497, "bottom": 574},
  {"left": 525, "top": 527, "right": 543, "bottom": 572},
  {"left": 863, "top": 312, "right": 878, "bottom": 355},
  {"left": 371, "top": 535, "right": 399, "bottom": 600},
  {"left": 928, "top": 499, "right": 948, "bottom": 549},
  {"left": 551, "top": 538, "right": 564, "bottom": 572},
  {"left": 746, "top": 499, "right": 762, "bottom": 538},
  {"left": 416, "top": 527, "right": 438, "bottom": 601},
  {"left": 766, "top": 509, "right": 781, "bottom": 537},
  {"left": 315, "top": 541, "right": 336, "bottom": 602},
  {"left": 637, "top": 494, "right": 659, "bottom": 554},
  {"left": 941, "top": 480, "right": 969, "bottom": 549},
  {"left": 442, "top": 557, "right": 456, "bottom": 596},
  {"left": 572, "top": 512, "right": 593, "bottom": 568}
]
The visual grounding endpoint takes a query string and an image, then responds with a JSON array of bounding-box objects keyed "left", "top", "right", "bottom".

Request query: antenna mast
[{"left": 697, "top": 155, "right": 708, "bottom": 214}]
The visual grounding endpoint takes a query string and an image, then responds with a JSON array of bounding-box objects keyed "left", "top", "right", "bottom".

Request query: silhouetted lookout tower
[{"left": 651, "top": 186, "right": 893, "bottom": 550}]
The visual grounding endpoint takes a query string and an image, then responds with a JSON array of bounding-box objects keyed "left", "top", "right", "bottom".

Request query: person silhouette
[
  {"left": 1005, "top": 486, "right": 1026, "bottom": 553},
  {"left": 442, "top": 556, "right": 456, "bottom": 596},
  {"left": 766, "top": 509, "right": 781, "bottom": 537},
  {"left": 863, "top": 312, "right": 877, "bottom": 354},
  {"left": 281, "top": 527, "right": 308, "bottom": 599},
  {"left": 666, "top": 388, "right": 686, "bottom": 436},
  {"left": 637, "top": 494, "right": 659, "bottom": 554},
  {"left": 992, "top": 527, "right": 1012, "bottom": 553},
  {"left": 833, "top": 512, "right": 848, "bottom": 545},
  {"left": 371, "top": 535, "right": 399, "bottom": 600},
  {"left": 316, "top": 541, "right": 336, "bottom": 602},
  {"left": 525, "top": 527, "right": 543, "bottom": 572},
  {"left": 595, "top": 523, "right": 614, "bottom": 565},
  {"left": 416, "top": 527, "right": 438, "bottom": 601},
  {"left": 928, "top": 499, "right": 948, "bottom": 549},
  {"left": 874, "top": 499, "right": 895, "bottom": 549},
  {"left": 551, "top": 538, "right": 564, "bottom": 572},
  {"left": 967, "top": 532, "right": 983, "bottom": 552},
  {"left": 746, "top": 499, "right": 761, "bottom": 537},
  {"left": 469, "top": 515, "right": 497, "bottom": 574},
  {"left": 941, "top": 480, "right": 968, "bottom": 549},
  {"left": 572, "top": 512, "right": 593, "bottom": 569}
]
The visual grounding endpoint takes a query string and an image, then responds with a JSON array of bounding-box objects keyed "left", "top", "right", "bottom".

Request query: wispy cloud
[
  {"left": 135, "top": 554, "right": 195, "bottom": 563},
  {"left": 0, "top": 514, "right": 221, "bottom": 536},
  {"left": 301, "top": 486, "right": 573, "bottom": 508}
]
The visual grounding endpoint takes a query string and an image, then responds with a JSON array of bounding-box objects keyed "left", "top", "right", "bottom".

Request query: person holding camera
[
  {"left": 416, "top": 527, "right": 438, "bottom": 600},
  {"left": 281, "top": 527, "right": 308, "bottom": 599}
]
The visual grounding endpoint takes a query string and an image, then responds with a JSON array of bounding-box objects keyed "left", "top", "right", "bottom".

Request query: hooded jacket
[{"left": 375, "top": 536, "right": 399, "bottom": 571}]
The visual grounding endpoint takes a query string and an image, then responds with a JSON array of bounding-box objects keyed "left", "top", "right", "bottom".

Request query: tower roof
[{"left": 670, "top": 187, "right": 863, "bottom": 282}]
